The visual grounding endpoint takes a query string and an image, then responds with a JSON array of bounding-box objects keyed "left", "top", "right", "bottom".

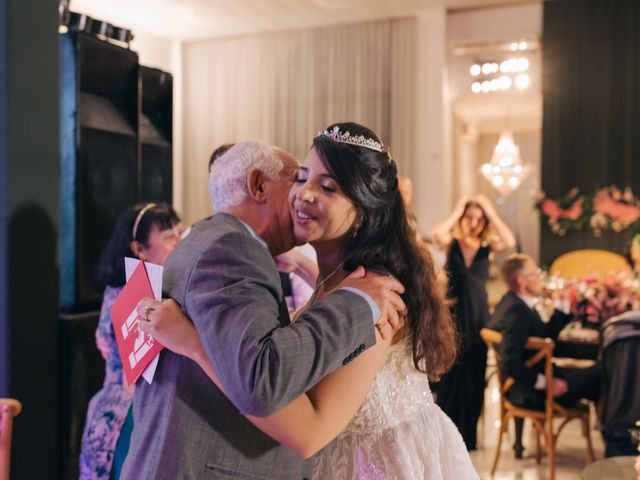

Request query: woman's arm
[
  {"left": 138, "top": 298, "right": 391, "bottom": 458},
  {"left": 248, "top": 340, "right": 389, "bottom": 457},
  {"left": 474, "top": 194, "right": 516, "bottom": 252},
  {"left": 431, "top": 196, "right": 468, "bottom": 248},
  {"left": 275, "top": 248, "right": 319, "bottom": 288}
]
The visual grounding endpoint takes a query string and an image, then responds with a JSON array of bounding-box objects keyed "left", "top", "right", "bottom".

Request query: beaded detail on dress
[{"left": 313, "top": 339, "right": 479, "bottom": 480}]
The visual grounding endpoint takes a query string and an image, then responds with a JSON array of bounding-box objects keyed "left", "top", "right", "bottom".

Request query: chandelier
[{"left": 480, "top": 130, "right": 530, "bottom": 196}]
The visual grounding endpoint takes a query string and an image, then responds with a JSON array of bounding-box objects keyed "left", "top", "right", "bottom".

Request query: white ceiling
[
  {"left": 70, "top": 0, "right": 542, "bottom": 132},
  {"left": 71, "top": 0, "right": 536, "bottom": 42}
]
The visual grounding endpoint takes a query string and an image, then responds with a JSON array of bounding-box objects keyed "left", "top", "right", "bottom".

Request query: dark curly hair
[{"left": 313, "top": 122, "right": 457, "bottom": 380}]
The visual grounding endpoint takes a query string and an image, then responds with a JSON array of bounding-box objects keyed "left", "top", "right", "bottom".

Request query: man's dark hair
[
  {"left": 501, "top": 253, "right": 531, "bottom": 291},
  {"left": 312, "top": 122, "right": 457, "bottom": 380}
]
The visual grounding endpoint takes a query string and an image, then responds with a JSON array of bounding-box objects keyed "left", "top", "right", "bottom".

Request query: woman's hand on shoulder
[{"left": 275, "top": 249, "right": 303, "bottom": 273}]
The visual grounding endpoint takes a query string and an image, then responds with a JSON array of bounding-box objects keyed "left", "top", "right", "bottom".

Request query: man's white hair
[{"left": 209, "top": 141, "right": 284, "bottom": 211}]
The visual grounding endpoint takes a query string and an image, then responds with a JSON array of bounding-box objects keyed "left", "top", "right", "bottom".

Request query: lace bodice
[
  {"left": 313, "top": 338, "right": 479, "bottom": 479},
  {"left": 340, "top": 338, "right": 433, "bottom": 436}
]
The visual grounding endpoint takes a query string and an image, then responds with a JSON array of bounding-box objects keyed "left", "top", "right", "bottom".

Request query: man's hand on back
[{"left": 339, "top": 266, "right": 407, "bottom": 341}]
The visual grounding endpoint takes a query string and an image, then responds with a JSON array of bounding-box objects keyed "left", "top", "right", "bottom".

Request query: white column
[
  {"left": 413, "top": 10, "right": 451, "bottom": 234},
  {"left": 456, "top": 120, "right": 479, "bottom": 198}
]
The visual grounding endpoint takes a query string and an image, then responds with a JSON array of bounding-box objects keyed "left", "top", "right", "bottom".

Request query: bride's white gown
[{"left": 313, "top": 338, "right": 480, "bottom": 479}]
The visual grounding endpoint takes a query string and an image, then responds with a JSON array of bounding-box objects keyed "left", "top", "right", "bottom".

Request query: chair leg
[
  {"left": 491, "top": 413, "right": 508, "bottom": 475},
  {"left": 582, "top": 415, "right": 595, "bottom": 463},
  {"left": 546, "top": 430, "right": 555, "bottom": 480},
  {"left": 535, "top": 428, "right": 541, "bottom": 464},
  {"left": 513, "top": 417, "right": 525, "bottom": 459}
]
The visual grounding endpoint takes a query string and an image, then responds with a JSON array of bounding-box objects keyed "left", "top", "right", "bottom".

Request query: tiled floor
[{"left": 468, "top": 370, "right": 605, "bottom": 480}]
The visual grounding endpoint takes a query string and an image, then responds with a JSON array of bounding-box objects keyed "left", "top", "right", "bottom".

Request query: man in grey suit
[{"left": 121, "top": 141, "right": 405, "bottom": 479}]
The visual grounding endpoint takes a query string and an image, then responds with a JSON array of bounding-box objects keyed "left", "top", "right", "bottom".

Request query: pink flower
[
  {"left": 612, "top": 188, "right": 622, "bottom": 201},
  {"left": 542, "top": 198, "right": 562, "bottom": 219},
  {"left": 623, "top": 187, "right": 634, "bottom": 203},
  {"left": 615, "top": 204, "right": 640, "bottom": 225},
  {"left": 584, "top": 274, "right": 599, "bottom": 284},
  {"left": 592, "top": 188, "right": 640, "bottom": 227},
  {"left": 561, "top": 197, "right": 584, "bottom": 220}
]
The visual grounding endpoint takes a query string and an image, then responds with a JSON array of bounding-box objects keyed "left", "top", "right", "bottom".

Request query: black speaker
[
  {"left": 59, "top": 311, "right": 104, "bottom": 480},
  {"left": 139, "top": 66, "right": 173, "bottom": 203},
  {"left": 60, "top": 32, "right": 139, "bottom": 311}
]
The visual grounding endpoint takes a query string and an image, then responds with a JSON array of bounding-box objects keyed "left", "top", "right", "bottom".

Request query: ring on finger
[{"left": 143, "top": 305, "right": 154, "bottom": 322}]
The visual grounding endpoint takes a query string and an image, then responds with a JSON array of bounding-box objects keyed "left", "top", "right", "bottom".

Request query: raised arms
[
  {"left": 474, "top": 194, "right": 516, "bottom": 252},
  {"left": 431, "top": 195, "right": 468, "bottom": 248}
]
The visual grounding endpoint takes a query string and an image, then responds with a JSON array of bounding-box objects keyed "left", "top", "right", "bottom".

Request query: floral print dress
[{"left": 79, "top": 286, "right": 134, "bottom": 479}]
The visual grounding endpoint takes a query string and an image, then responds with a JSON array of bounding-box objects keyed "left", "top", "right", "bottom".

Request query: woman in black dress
[{"left": 431, "top": 194, "right": 515, "bottom": 450}]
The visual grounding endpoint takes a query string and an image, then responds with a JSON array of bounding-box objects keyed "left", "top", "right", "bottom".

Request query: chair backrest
[
  {"left": 480, "top": 328, "right": 556, "bottom": 416},
  {"left": 549, "top": 249, "right": 631, "bottom": 279},
  {"left": 0, "top": 398, "right": 22, "bottom": 480},
  {"left": 599, "top": 312, "right": 640, "bottom": 432},
  {"left": 480, "top": 328, "right": 508, "bottom": 388}
]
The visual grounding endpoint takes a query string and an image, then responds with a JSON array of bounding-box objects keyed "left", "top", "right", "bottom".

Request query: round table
[{"left": 582, "top": 455, "right": 637, "bottom": 479}]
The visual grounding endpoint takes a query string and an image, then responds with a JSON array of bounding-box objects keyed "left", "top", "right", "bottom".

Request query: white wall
[{"left": 130, "top": 30, "right": 174, "bottom": 72}]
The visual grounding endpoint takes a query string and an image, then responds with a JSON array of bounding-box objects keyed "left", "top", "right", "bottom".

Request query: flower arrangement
[
  {"left": 536, "top": 186, "right": 640, "bottom": 237},
  {"left": 535, "top": 188, "right": 591, "bottom": 236},
  {"left": 591, "top": 186, "right": 640, "bottom": 236},
  {"left": 569, "top": 272, "right": 640, "bottom": 327}
]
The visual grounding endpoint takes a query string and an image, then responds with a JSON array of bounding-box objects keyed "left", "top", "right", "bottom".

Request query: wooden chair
[
  {"left": 479, "top": 328, "right": 595, "bottom": 480},
  {"left": 0, "top": 398, "right": 22, "bottom": 480},
  {"left": 549, "top": 249, "right": 630, "bottom": 279}
]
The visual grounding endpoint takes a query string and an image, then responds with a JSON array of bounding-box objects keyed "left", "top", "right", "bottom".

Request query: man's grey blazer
[{"left": 121, "top": 213, "right": 376, "bottom": 479}]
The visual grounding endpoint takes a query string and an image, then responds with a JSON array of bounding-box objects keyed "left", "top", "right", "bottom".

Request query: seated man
[{"left": 488, "top": 253, "right": 601, "bottom": 411}]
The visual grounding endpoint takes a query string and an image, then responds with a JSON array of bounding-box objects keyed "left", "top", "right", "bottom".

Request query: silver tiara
[{"left": 316, "top": 126, "right": 384, "bottom": 153}]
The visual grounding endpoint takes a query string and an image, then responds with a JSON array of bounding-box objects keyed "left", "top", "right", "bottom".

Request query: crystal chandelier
[{"left": 480, "top": 130, "right": 530, "bottom": 196}]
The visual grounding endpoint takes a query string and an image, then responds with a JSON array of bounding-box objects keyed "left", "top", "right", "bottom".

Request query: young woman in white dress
[{"left": 140, "top": 122, "right": 479, "bottom": 479}]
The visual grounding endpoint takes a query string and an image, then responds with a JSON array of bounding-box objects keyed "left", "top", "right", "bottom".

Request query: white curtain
[{"left": 181, "top": 18, "right": 416, "bottom": 224}]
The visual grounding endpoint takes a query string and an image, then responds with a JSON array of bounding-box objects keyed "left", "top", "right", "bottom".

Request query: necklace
[{"left": 309, "top": 258, "right": 348, "bottom": 304}]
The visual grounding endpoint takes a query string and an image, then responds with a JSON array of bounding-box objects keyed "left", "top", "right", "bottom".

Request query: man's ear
[{"left": 246, "top": 168, "right": 267, "bottom": 203}]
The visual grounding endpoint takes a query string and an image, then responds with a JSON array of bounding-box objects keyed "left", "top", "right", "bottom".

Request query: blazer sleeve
[
  {"left": 499, "top": 304, "right": 539, "bottom": 390},
  {"left": 182, "top": 229, "right": 377, "bottom": 417},
  {"left": 546, "top": 309, "right": 572, "bottom": 340}
]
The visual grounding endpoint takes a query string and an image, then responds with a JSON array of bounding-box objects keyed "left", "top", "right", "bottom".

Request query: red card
[{"left": 110, "top": 261, "right": 164, "bottom": 385}]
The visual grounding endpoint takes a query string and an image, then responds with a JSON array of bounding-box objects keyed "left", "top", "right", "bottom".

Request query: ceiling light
[
  {"left": 480, "top": 131, "right": 530, "bottom": 196},
  {"left": 515, "top": 73, "right": 530, "bottom": 90},
  {"left": 516, "top": 58, "right": 529, "bottom": 72},
  {"left": 498, "top": 76, "right": 512, "bottom": 90}
]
